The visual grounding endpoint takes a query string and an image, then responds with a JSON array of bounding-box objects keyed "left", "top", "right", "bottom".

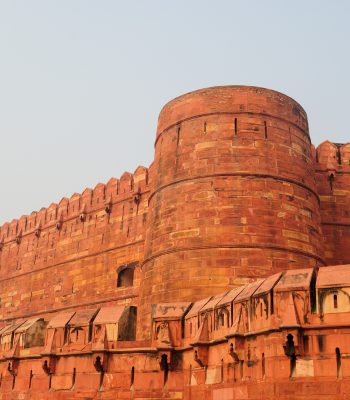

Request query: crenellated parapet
[
  {"left": 315, "top": 141, "right": 350, "bottom": 172},
  {"left": 0, "top": 166, "right": 152, "bottom": 322},
  {"left": 313, "top": 141, "right": 350, "bottom": 266},
  {"left": 0, "top": 165, "right": 150, "bottom": 246}
]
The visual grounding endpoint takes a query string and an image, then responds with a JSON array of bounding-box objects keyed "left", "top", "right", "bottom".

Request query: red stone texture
[
  {"left": 140, "top": 86, "right": 324, "bottom": 336},
  {"left": 315, "top": 141, "right": 350, "bottom": 265},
  {"left": 0, "top": 85, "right": 349, "bottom": 399}
]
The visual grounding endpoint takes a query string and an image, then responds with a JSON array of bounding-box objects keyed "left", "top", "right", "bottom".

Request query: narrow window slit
[
  {"left": 262, "top": 353, "right": 265, "bottom": 379},
  {"left": 337, "top": 146, "right": 342, "bottom": 165},
  {"left": 264, "top": 121, "right": 268, "bottom": 139},
  {"left": 334, "top": 293, "right": 338, "bottom": 309},
  {"left": 72, "top": 368, "right": 76, "bottom": 389},
  {"left": 290, "top": 354, "right": 296, "bottom": 378},
  {"left": 234, "top": 118, "right": 238, "bottom": 136},
  {"left": 130, "top": 366, "right": 135, "bottom": 388},
  {"left": 221, "top": 359, "right": 224, "bottom": 383},
  {"left": 336, "top": 347, "right": 342, "bottom": 378},
  {"left": 329, "top": 173, "right": 335, "bottom": 192},
  {"left": 285, "top": 334, "right": 296, "bottom": 378},
  {"left": 175, "top": 125, "right": 181, "bottom": 171},
  {"left": 29, "top": 370, "right": 33, "bottom": 389},
  {"left": 161, "top": 354, "right": 169, "bottom": 387},
  {"left": 99, "top": 370, "right": 104, "bottom": 390}
]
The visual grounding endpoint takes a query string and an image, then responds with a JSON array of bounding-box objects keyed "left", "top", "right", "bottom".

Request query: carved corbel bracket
[
  {"left": 42, "top": 356, "right": 56, "bottom": 375},
  {"left": 15, "top": 232, "right": 22, "bottom": 244},
  {"left": 104, "top": 196, "right": 112, "bottom": 214},
  {"left": 56, "top": 215, "right": 63, "bottom": 231},
  {"left": 34, "top": 224, "right": 41, "bottom": 238},
  {"left": 228, "top": 343, "right": 240, "bottom": 364},
  {"left": 133, "top": 188, "right": 141, "bottom": 205},
  {"left": 7, "top": 359, "right": 19, "bottom": 376},
  {"left": 93, "top": 352, "right": 108, "bottom": 373},
  {"left": 79, "top": 204, "right": 87, "bottom": 222},
  {"left": 192, "top": 345, "right": 208, "bottom": 367},
  {"left": 226, "top": 336, "right": 245, "bottom": 363}
]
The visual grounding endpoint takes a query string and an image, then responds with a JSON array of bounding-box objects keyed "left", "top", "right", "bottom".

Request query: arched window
[{"left": 117, "top": 267, "right": 134, "bottom": 288}]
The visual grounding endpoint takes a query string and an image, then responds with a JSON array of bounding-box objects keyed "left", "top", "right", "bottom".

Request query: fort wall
[
  {"left": 314, "top": 141, "right": 350, "bottom": 265},
  {"left": 0, "top": 166, "right": 150, "bottom": 322},
  {"left": 0, "top": 85, "right": 349, "bottom": 399}
]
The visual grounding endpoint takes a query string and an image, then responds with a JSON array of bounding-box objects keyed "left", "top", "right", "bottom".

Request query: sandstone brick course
[{"left": 0, "top": 86, "right": 349, "bottom": 399}]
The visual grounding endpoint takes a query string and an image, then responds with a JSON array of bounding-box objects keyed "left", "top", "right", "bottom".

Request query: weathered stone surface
[{"left": 0, "top": 85, "right": 349, "bottom": 399}]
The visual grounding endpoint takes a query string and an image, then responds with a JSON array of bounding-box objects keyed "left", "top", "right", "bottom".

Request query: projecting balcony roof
[
  {"left": 153, "top": 303, "right": 191, "bottom": 319},
  {"left": 317, "top": 265, "right": 350, "bottom": 288},
  {"left": 68, "top": 308, "right": 99, "bottom": 327},
  {"left": 274, "top": 268, "right": 314, "bottom": 292},
  {"left": 48, "top": 311, "right": 76, "bottom": 329},
  {"left": 200, "top": 293, "right": 226, "bottom": 312},
  {"left": 94, "top": 306, "right": 126, "bottom": 325},
  {"left": 216, "top": 286, "right": 246, "bottom": 306},
  {"left": 186, "top": 297, "right": 212, "bottom": 318},
  {"left": 235, "top": 279, "right": 265, "bottom": 302},
  {"left": 253, "top": 272, "right": 283, "bottom": 297},
  {"left": 16, "top": 318, "right": 41, "bottom": 333},
  {"left": 1, "top": 321, "right": 24, "bottom": 336},
  {"left": 0, "top": 325, "right": 11, "bottom": 335}
]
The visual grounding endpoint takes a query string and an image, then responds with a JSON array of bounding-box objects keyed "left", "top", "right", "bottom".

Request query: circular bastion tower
[{"left": 139, "top": 86, "right": 325, "bottom": 337}]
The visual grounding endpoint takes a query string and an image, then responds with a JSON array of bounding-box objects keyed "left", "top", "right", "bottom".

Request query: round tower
[{"left": 139, "top": 86, "right": 324, "bottom": 336}]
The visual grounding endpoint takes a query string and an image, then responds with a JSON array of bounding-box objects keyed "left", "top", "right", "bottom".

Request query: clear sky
[{"left": 0, "top": 0, "right": 349, "bottom": 225}]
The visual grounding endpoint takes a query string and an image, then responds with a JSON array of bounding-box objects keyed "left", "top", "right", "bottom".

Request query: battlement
[
  {"left": 315, "top": 141, "right": 350, "bottom": 171},
  {"left": 0, "top": 165, "right": 150, "bottom": 245},
  {"left": 0, "top": 165, "right": 152, "bottom": 323}
]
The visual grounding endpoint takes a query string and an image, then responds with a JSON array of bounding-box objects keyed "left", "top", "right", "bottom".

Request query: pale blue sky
[{"left": 0, "top": 1, "right": 349, "bottom": 224}]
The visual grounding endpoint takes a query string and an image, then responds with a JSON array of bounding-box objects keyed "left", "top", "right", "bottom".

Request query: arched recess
[{"left": 116, "top": 262, "right": 138, "bottom": 288}]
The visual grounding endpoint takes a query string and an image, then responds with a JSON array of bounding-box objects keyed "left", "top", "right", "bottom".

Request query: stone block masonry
[{"left": 0, "top": 85, "right": 349, "bottom": 399}]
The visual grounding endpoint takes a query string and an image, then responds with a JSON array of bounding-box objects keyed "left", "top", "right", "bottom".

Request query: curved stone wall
[{"left": 139, "top": 86, "right": 324, "bottom": 336}]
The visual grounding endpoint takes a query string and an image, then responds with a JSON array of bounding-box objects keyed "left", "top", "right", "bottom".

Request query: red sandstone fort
[{"left": 0, "top": 86, "right": 350, "bottom": 399}]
